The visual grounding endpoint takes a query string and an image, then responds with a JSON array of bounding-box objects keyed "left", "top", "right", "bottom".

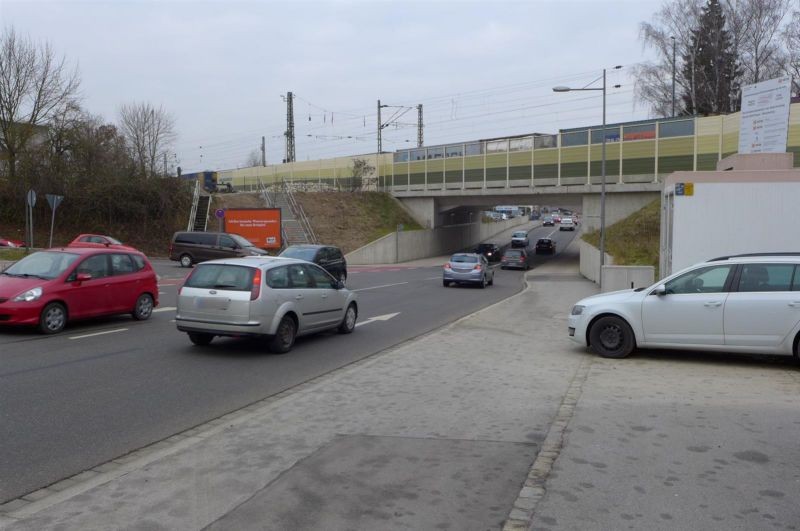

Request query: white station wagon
[
  {"left": 569, "top": 254, "right": 800, "bottom": 359},
  {"left": 176, "top": 257, "right": 358, "bottom": 353}
]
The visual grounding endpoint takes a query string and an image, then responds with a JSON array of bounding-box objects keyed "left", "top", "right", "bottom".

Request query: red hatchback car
[
  {"left": 67, "top": 234, "right": 137, "bottom": 251},
  {"left": 0, "top": 248, "right": 158, "bottom": 334}
]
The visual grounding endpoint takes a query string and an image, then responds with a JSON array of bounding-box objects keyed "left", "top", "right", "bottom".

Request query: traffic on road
[{"left": 0, "top": 222, "right": 578, "bottom": 504}]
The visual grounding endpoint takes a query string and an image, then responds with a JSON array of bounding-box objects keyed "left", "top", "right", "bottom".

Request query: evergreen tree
[{"left": 682, "top": 0, "right": 742, "bottom": 115}]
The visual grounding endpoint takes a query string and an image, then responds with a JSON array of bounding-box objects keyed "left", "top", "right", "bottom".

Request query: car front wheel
[
  {"left": 39, "top": 302, "right": 67, "bottom": 334},
  {"left": 338, "top": 304, "right": 357, "bottom": 334},
  {"left": 132, "top": 294, "right": 154, "bottom": 320},
  {"left": 269, "top": 315, "right": 296, "bottom": 353},
  {"left": 589, "top": 316, "right": 635, "bottom": 359},
  {"left": 179, "top": 254, "right": 193, "bottom": 268}
]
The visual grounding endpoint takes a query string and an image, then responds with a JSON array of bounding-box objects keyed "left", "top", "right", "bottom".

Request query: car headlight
[
  {"left": 571, "top": 305, "right": 585, "bottom": 316},
  {"left": 13, "top": 287, "right": 43, "bottom": 302}
]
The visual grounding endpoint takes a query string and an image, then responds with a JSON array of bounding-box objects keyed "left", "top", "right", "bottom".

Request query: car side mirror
[
  {"left": 335, "top": 280, "right": 345, "bottom": 290},
  {"left": 652, "top": 284, "right": 667, "bottom": 296},
  {"left": 76, "top": 272, "right": 92, "bottom": 282}
]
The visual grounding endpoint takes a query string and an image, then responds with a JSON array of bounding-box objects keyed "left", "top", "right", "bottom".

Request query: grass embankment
[
  {"left": 582, "top": 199, "right": 661, "bottom": 277},
  {"left": 295, "top": 192, "right": 422, "bottom": 253},
  {"left": 0, "top": 248, "right": 26, "bottom": 261}
]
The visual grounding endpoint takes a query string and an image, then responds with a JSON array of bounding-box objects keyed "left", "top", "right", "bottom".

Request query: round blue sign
[{"left": 214, "top": 209, "right": 225, "bottom": 219}]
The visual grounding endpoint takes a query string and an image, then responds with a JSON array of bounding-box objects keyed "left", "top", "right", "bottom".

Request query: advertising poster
[{"left": 223, "top": 208, "right": 282, "bottom": 249}]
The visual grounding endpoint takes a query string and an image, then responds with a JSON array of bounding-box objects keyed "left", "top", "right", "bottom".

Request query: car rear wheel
[
  {"left": 589, "top": 316, "right": 635, "bottom": 359},
  {"left": 39, "top": 303, "right": 66, "bottom": 334},
  {"left": 269, "top": 315, "right": 296, "bottom": 353},
  {"left": 188, "top": 332, "right": 214, "bottom": 346},
  {"left": 488, "top": 274, "right": 494, "bottom": 286},
  {"left": 479, "top": 275, "right": 487, "bottom": 289},
  {"left": 179, "top": 254, "right": 193, "bottom": 268},
  {"left": 132, "top": 293, "right": 154, "bottom": 320},
  {"left": 338, "top": 303, "right": 357, "bottom": 334}
]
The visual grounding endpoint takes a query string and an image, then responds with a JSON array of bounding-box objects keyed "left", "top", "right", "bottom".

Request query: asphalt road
[{"left": 0, "top": 224, "right": 578, "bottom": 503}]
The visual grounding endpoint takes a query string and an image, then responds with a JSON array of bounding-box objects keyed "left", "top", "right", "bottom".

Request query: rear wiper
[{"left": 212, "top": 284, "right": 238, "bottom": 289}]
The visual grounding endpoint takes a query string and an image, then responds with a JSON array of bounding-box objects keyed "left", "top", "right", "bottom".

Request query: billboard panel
[
  {"left": 223, "top": 208, "right": 282, "bottom": 249},
  {"left": 739, "top": 76, "right": 791, "bottom": 154}
]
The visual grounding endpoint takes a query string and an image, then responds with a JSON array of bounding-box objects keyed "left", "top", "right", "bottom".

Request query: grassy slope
[
  {"left": 582, "top": 199, "right": 661, "bottom": 277},
  {"left": 295, "top": 192, "right": 422, "bottom": 254}
]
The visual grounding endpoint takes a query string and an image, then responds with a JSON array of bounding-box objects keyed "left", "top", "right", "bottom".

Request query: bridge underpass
[{"left": 392, "top": 183, "right": 661, "bottom": 231}]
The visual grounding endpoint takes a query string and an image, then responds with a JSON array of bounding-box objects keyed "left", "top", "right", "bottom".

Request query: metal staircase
[
  {"left": 187, "top": 181, "right": 212, "bottom": 232},
  {"left": 259, "top": 179, "right": 317, "bottom": 247}
]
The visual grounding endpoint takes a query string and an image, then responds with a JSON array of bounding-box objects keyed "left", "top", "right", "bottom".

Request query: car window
[
  {"left": 288, "top": 264, "right": 311, "bottom": 288},
  {"left": 280, "top": 247, "right": 317, "bottom": 261},
  {"left": 111, "top": 254, "right": 135, "bottom": 275},
  {"left": 451, "top": 255, "right": 478, "bottom": 263},
  {"left": 306, "top": 264, "right": 336, "bottom": 289},
  {"left": 317, "top": 248, "right": 330, "bottom": 262},
  {"left": 230, "top": 234, "right": 253, "bottom": 248},
  {"left": 506, "top": 250, "right": 522, "bottom": 257},
  {"left": 219, "top": 235, "right": 237, "bottom": 248},
  {"left": 79, "top": 236, "right": 91, "bottom": 242},
  {"left": 75, "top": 254, "right": 110, "bottom": 279},
  {"left": 185, "top": 264, "right": 254, "bottom": 291},
  {"left": 793, "top": 266, "right": 800, "bottom": 291},
  {"left": 266, "top": 266, "right": 290, "bottom": 289},
  {"left": 4, "top": 251, "right": 80, "bottom": 280},
  {"left": 131, "top": 254, "right": 146, "bottom": 271},
  {"left": 737, "top": 264, "right": 795, "bottom": 292},
  {"left": 329, "top": 248, "right": 343, "bottom": 260},
  {"left": 665, "top": 265, "right": 733, "bottom": 295}
]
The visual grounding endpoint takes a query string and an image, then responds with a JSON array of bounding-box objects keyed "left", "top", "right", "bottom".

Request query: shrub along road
[{"left": 0, "top": 224, "right": 577, "bottom": 504}]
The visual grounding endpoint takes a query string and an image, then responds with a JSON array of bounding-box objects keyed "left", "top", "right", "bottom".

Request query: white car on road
[
  {"left": 559, "top": 218, "right": 575, "bottom": 231},
  {"left": 511, "top": 231, "right": 530, "bottom": 248},
  {"left": 568, "top": 254, "right": 800, "bottom": 359}
]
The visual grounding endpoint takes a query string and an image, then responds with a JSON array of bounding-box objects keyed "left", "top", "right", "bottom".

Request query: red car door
[
  {"left": 105, "top": 254, "right": 139, "bottom": 312},
  {"left": 63, "top": 254, "right": 111, "bottom": 318}
]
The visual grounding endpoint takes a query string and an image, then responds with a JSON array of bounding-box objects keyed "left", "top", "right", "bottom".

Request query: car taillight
[
  {"left": 473, "top": 264, "right": 482, "bottom": 271},
  {"left": 250, "top": 269, "right": 262, "bottom": 300}
]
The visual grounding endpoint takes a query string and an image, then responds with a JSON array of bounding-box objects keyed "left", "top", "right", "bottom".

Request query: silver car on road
[
  {"left": 176, "top": 257, "right": 358, "bottom": 353},
  {"left": 443, "top": 253, "right": 494, "bottom": 288}
]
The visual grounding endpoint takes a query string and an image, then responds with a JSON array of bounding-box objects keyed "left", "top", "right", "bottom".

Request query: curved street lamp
[{"left": 553, "top": 66, "right": 622, "bottom": 290}]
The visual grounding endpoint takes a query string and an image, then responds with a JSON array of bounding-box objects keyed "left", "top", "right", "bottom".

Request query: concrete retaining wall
[
  {"left": 346, "top": 217, "right": 528, "bottom": 265},
  {"left": 601, "top": 265, "right": 655, "bottom": 292},
  {"left": 579, "top": 239, "right": 614, "bottom": 283}
]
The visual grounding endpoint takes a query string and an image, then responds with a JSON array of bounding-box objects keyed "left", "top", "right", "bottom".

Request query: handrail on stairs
[
  {"left": 187, "top": 180, "right": 200, "bottom": 231},
  {"left": 258, "top": 177, "right": 289, "bottom": 248},
  {"left": 282, "top": 179, "right": 317, "bottom": 244}
]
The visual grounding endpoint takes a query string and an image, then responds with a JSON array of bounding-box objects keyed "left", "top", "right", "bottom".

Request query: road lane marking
[
  {"left": 153, "top": 307, "right": 176, "bottom": 313},
  {"left": 353, "top": 282, "right": 409, "bottom": 292},
  {"left": 355, "top": 312, "right": 400, "bottom": 327},
  {"left": 69, "top": 328, "right": 128, "bottom": 340}
]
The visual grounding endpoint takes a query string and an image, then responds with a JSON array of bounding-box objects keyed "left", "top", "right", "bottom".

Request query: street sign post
[
  {"left": 215, "top": 208, "right": 225, "bottom": 231},
  {"left": 25, "top": 189, "right": 37, "bottom": 250},
  {"left": 46, "top": 194, "right": 64, "bottom": 248}
]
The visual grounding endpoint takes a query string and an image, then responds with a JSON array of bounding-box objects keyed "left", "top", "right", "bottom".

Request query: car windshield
[
  {"left": 230, "top": 234, "right": 254, "bottom": 247},
  {"left": 505, "top": 250, "right": 522, "bottom": 257},
  {"left": 184, "top": 264, "right": 255, "bottom": 291},
  {"left": 106, "top": 236, "right": 123, "bottom": 245},
  {"left": 538, "top": 239, "right": 551, "bottom": 244},
  {"left": 280, "top": 247, "right": 317, "bottom": 261},
  {"left": 3, "top": 251, "right": 80, "bottom": 280},
  {"left": 451, "top": 255, "right": 478, "bottom": 263},
  {"left": 512, "top": 232, "right": 527, "bottom": 238}
]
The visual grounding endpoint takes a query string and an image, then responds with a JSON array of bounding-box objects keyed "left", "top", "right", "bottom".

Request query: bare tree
[
  {"left": 245, "top": 149, "right": 261, "bottom": 167},
  {"left": 726, "top": 0, "right": 790, "bottom": 85},
  {"left": 0, "top": 27, "right": 80, "bottom": 181},
  {"left": 634, "top": 0, "right": 703, "bottom": 116},
  {"left": 118, "top": 101, "right": 176, "bottom": 178},
  {"left": 782, "top": 8, "right": 800, "bottom": 95},
  {"left": 349, "top": 158, "right": 375, "bottom": 192}
]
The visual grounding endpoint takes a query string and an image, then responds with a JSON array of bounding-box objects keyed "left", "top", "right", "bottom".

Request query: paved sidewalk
[{"left": 3, "top": 237, "right": 591, "bottom": 531}]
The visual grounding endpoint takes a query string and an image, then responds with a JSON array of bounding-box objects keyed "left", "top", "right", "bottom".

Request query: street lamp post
[{"left": 553, "top": 66, "right": 621, "bottom": 290}]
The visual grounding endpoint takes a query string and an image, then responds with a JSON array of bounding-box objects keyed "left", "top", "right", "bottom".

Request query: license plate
[{"left": 196, "top": 297, "right": 229, "bottom": 310}]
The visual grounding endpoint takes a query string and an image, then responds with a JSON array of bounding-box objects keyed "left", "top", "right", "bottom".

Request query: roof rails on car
[{"left": 708, "top": 252, "right": 800, "bottom": 262}]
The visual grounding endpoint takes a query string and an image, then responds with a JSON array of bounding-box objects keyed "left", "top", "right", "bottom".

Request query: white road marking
[
  {"left": 69, "top": 328, "right": 128, "bottom": 340},
  {"left": 353, "top": 282, "right": 409, "bottom": 292},
  {"left": 355, "top": 312, "right": 401, "bottom": 327},
  {"left": 153, "top": 307, "right": 177, "bottom": 313}
]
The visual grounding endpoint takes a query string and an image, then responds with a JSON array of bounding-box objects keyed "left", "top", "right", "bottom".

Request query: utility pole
[
  {"left": 284, "top": 91, "right": 296, "bottom": 163},
  {"left": 261, "top": 136, "right": 266, "bottom": 166},
  {"left": 377, "top": 99, "right": 382, "bottom": 153},
  {"left": 417, "top": 104, "right": 424, "bottom": 147},
  {"left": 671, "top": 36, "right": 677, "bottom": 117},
  {"left": 163, "top": 152, "right": 168, "bottom": 176}
]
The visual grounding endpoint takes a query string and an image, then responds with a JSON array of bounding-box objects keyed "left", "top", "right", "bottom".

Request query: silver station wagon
[{"left": 176, "top": 257, "right": 358, "bottom": 353}]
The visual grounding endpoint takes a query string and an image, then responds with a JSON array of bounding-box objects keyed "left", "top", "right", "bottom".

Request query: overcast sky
[{"left": 2, "top": 0, "right": 664, "bottom": 172}]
